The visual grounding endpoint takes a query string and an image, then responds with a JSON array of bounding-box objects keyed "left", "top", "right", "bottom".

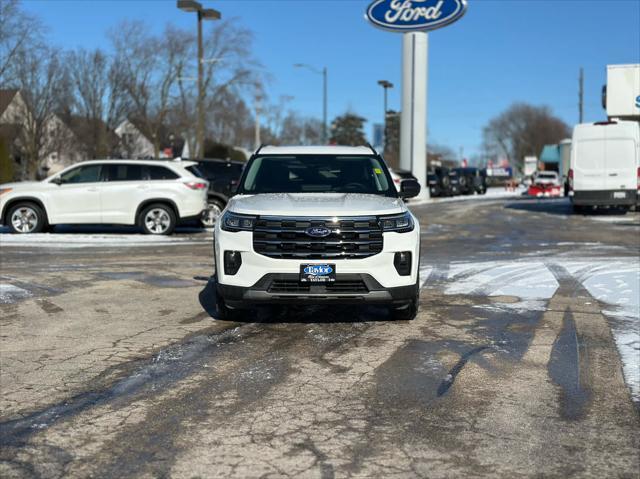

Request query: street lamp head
[
  {"left": 201, "top": 8, "right": 221, "bottom": 20},
  {"left": 177, "top": 0, "right": 202, "bottom": 12},
  {"left": 378, "top": 80, "right": 394, "bottom": 89}
]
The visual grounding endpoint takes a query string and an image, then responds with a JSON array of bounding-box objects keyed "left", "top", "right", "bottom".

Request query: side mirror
[
  {"left": 51, "top": 177, "right": 63, "bottom": 185},
  {"left": 399, "top": 179, "right": 421, "bottom": 199}
]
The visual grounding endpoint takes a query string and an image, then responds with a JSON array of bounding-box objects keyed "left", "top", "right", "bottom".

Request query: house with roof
[
  {"left": 0, "top": 89, "right": 84, "bottom": 179},
  {"left": 115, "top": 119, "right": 186, "bottom": 159}
]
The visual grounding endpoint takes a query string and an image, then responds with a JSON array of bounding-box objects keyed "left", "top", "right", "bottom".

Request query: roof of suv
[
  {"left": 258, "top": 145, "right": 376, "bottom": 156},
  {"left": 67, "top": 159, "right": 198, "bottom": 168}
]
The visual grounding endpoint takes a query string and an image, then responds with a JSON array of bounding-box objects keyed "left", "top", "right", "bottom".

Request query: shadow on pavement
[
  {"left": 198, "top": 279, "right": 392, "bottom": 324},
  {"left": 505, "top": 197, "right": 635, "bottom": 218},
  {"left": 0, "top": 224, "right": 208, "bottom": 235}
]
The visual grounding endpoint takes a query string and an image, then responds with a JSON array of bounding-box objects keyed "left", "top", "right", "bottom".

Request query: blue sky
[{"left": 21, "top": 0, "right": 640, "bottom": 157}]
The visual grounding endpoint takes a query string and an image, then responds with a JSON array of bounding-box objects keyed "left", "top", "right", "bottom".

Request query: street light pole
[
  {"left": 377, "top": 80, "right": 393, "bottom": 152},
  {"left": 197, "top": 9, "right": 204, "bottom": 158},
  {"left": 322, "top": 67, "right": 328, "bottom": 144},
  {"left": 294, "top": 63, "right": 328, "bottom": 144},
  {"left": 177, "top": 0, "right": 221, "bottom": 158}
]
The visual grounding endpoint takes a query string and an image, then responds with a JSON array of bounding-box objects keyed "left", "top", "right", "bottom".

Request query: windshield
[{"left": 238, "top": 155, "right": 397, "bottom": 197}]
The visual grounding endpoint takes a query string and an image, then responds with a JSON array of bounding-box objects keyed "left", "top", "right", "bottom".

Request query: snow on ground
[
  {"left": 561, "top": 259, "right": 640, "bottom": 404},
  {"left": 0, "top": 233, "right": 212, "bottom": 248},
  {"left": 445, "top": 261, "right": 558, "bottom": 312},
  {"left": 440, "top": 258, "right": 640, "bottom": 405},
  {"left": 0, "top": 283, "right": 32, "bottom": 304}
]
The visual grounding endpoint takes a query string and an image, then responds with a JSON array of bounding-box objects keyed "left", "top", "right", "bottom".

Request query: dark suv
[
  {"left": 192, "top": 158, "right": 245, "bottom": 227},
  {"left": 453, "top": 167, "right": 488, "bottom": 195},
  {"left": 427, "top": 167, "right": 451, "bottom": 197}
]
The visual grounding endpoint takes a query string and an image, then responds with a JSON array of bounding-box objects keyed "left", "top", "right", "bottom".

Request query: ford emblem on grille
[{"left": 305, "top": 226, "right": 331, "bottom": 238}]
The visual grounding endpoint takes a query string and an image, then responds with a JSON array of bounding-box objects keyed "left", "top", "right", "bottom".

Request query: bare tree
[
  {"left": 0, "top": 0, "right": 42, "bottom": 84},
  {"left": 278, "top": 112, "right": 322, "bottom": 145},
  {"left": 110, "top": 22, "right": 188, "bottom": 159},
  {"left": 11, "top": 46, "right": 68, "bottom": 179},
  {"left": 482, "top": 103, "right": 570, "bottom": 173},
  {"left": 64, "top": 48, "right": 129, "bottom": 158},
  {"left": 174, "top": 19, "right": 260, "bottom": 155}
]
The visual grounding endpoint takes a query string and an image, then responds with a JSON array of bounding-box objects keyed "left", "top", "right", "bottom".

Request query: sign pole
[{"left": 400, "top": 31, "right": 429, "bottom": 199}]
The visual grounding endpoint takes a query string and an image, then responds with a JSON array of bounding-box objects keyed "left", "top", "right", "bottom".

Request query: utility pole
[
  {"left": 254, "top": 95, "right": 262, "bottom": 150},
  {"left": 294, "top": 64, "right": 328, "bottom": 144},
  {"left": 377, "top": 80, "right": 394, "bottom": 153},
  {"left": 579, "top": 67, "right": 584, "bottom": 124}
]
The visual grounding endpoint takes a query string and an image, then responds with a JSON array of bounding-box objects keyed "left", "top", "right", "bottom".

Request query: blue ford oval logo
[
  {"left": 304, "top": 265, "right": 333, "bottom": 276},
  {"left": 305, "top": 226, "right": 331, "bottom": 238},
  {"left": 366, "top": 0, "right": 468, "bottom": 32}
]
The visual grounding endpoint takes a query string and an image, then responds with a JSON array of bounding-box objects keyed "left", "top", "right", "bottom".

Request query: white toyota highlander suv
[
  {"left": 0, "top": 160, "right": 208, "bottom": 235},
  {"left": 214, "top": 145, "right": 422, "bottom": 320}
]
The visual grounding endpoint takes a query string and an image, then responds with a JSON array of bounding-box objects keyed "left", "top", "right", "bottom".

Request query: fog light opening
[
  {"left": 394, "top": 251, "right": 412, "bottom": 276},
  {"left": 224, "top": 250, "right": 242, "bottom": 275}
]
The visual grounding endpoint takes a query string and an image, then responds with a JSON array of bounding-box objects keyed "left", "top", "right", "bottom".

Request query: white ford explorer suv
[
  {"left": 0, "top": 160, "right": 208, "bottom": 235},
  {"left": 214, "top": 145, "right": 422, "bottom": 320}
]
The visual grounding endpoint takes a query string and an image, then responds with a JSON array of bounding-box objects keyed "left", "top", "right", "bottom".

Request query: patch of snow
[
  {"left": 446, "top": 261, "right": 559, "bottom": 300},
  {"left": 559, "top": 259, "right": 640, "bottom": 404},
  {"left": 0, "top": 283, "right": 32, "bottom": 304},
  {"left": 419, "top": 265, "right": 433, "bottom": 289},
  {"left": 0, "top": 233, "right": 211, "bottom": 248}
]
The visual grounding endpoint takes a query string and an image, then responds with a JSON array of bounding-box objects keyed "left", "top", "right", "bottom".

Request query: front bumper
[
  {"left": 572, "top": 190, "right": 638, "bottom": 206},
  {"left": 218, "top": 273, "right": 418, "bottom": 307},
  {"left": 214, "top": 223, "right": 420, "bottom": 290}
]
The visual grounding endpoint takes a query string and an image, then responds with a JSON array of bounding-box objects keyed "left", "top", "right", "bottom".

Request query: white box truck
[
  {"left": 569, "top": 120, "right": 640, "bottom": 213},
  {"left": 605, "top": 64, "right": 640, "bottom": 120}
]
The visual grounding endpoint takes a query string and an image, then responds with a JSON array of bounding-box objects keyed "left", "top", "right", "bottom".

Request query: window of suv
[
  {"left": 239, "top": 155, "right": 396, "bottom": 197},
  {"left": 147, "top": 165, "right": 179, "bottom": 180},
  {"left": 59, "top": 164, "right": 102, "bottom": 184},
  {"left": 103, "top": 164, "right": 144, "bottom": 181},
  {"left": 103, "top": 164, "right": 180, "bottom": 181}
]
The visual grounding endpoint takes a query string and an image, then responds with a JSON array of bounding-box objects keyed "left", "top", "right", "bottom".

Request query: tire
[
  {"left": 201, "top": 198, "right": 225, "bottom": 228},
  {"left": 390, "top": 273, "right": 420, "bottom": 321},
  {"left": 7, "top": 202, "right": 47, "bottom": 234},
  {"left": 139, "top": 203, "right": 176, "bottom": 235},
  {"left": 215, "top": 285, "right": 244, "bottom": 321}
]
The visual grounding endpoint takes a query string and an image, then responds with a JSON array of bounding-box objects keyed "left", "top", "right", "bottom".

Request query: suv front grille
[
  {"left": 268, "top": 279, "right": 369, "bottom": 294},
  {"left": 253, "top": 216, "right": 383, "bottom": 259}
]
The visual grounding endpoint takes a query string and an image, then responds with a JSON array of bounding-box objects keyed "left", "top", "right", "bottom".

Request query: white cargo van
[{"left": 569, "top": 120, "right": 640, "bottom": 212}]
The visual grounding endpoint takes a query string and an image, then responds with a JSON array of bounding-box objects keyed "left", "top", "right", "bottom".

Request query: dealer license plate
[
  {"left": 300, "top": 264, "right": 336, "bottom": 283},
  {"left": 613, "top": 192, "right": 627, "bottom": 199}
]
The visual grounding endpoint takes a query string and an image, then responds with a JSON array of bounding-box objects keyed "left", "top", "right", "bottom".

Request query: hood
[
  {"left": 0, "top": 181, "right": 42, "bottom": 190},
  {"left": 227, "top": 193, "right": 406, "bottom": 217}
]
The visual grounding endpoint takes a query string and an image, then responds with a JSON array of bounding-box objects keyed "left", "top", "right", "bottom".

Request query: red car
[{"left": 528, "top": 171, "right": 562, "bottom": 197}]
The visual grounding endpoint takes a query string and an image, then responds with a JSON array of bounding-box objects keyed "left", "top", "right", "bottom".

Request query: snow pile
[
  {"left": 0, "top": 283, "right": 32, "bottom": 304},
  {"left": 0, "top": 233, "right": 211, "bottom": 248}
]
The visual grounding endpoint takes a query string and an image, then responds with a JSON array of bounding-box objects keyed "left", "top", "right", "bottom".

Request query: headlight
[
  {"left": 0, "top": 188, "right": 13, "bottom": 196},
  {"left": 221, "top": 212, "right": 256, "bottom": 232},
  {"left": 379, "top": 212, "right": 414, "bottom": 233}
]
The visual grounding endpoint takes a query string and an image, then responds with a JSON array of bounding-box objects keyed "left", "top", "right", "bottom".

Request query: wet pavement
[{"left": 0, "top": 197, "right": 639, "bottom": 478}]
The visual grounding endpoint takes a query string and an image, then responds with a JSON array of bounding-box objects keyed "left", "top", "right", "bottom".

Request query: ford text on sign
[{"left": 366, "top": 0, "right": 468, "bottom": 32}]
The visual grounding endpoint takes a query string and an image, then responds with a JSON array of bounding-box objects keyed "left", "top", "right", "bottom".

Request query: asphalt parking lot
[{"left": 1, "top": 196, "right": 639, "bottom": 478}]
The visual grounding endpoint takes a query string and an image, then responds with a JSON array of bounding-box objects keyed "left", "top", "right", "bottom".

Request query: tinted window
[
  {"left": 198, "top": 162, "right": 226, "bottom": 178},
  {"left": 148, "top": 166, "right": 179, "bottom": 180},
  {"left": 60, "top": 165, "right": 102, "bottom": 184},
  {"left": 240, "top": 155, "right": 395, "bottom": 196},
  {"left": 104, "top": 164, "right": 144, "bottom": 182}
]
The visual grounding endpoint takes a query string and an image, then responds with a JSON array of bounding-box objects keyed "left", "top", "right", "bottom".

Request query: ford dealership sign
[{"left": 366, "top": 0, "right": 468, "bottom": 32}]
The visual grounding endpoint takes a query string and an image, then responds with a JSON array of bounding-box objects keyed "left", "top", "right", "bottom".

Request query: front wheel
[
  {"left": 139, "top": 203, "right": 176, "bottom": 235},
  {"left": 201, "top": 199, "right": 225, "bottom": 228},
  {"left": 7, "top": 202, "right": 47, "bottom": 234}
]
